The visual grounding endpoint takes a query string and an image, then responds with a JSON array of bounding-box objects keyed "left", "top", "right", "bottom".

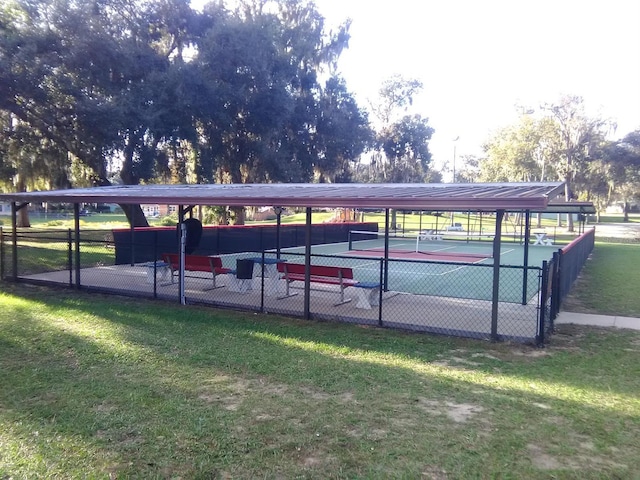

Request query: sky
[
  {"left": 192, "top": 0, "right": 640, "bottom": 177},
  {"left": 313, "top": 0, "right": 640, "bottom": 175}
]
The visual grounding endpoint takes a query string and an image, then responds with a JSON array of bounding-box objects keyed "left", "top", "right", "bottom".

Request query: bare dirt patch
[
  {"left": 527, "top": 443, "right": 562, "bottom": 470},
  {"left": 414, "top": 398, "right": 485, "bottom": 423}
]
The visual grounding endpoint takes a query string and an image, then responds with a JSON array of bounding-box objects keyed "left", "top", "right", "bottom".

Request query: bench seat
[
  {"left": 277, "top": 263, "right": 379, "bottom": 308},
  {"left": 162, "top": 253, "right": 232, "bottom": 290}
]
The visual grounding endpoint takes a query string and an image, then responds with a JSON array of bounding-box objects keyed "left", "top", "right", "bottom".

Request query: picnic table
[{"left": 532, "top": 231, "right": 553, "bottom": 245}]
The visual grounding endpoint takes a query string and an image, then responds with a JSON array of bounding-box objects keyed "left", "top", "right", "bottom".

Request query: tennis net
[
  {"left": 347, "top": 230, "right": 493, "bottom": 260},
  {"left": 348, "top": 230, "right": 425, "bottom": 254}
]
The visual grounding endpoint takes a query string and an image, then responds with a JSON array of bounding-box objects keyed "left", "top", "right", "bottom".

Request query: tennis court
[{"left": 230, "top": 230, "right": 557, "bottom": 304}]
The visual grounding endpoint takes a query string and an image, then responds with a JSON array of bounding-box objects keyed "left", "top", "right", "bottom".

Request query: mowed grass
[
  {"left": 1, "top": 284, "right": 639, "bottom": 479},
  {"left": 563, "top": 242, "right": 640, "bottom": 317}
]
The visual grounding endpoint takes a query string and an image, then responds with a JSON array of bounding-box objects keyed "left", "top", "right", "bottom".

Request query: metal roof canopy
[
  {"left": 0, "top": 182, "right": 566, "bottom": 210},
  {"left": 1, "top": 180, "right": 577, "bottom": 342},
  {"left": 530, "top": 201, "right": 596, "bottom": 215}
]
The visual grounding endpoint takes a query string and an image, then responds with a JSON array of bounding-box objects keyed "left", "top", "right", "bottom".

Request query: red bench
[
  {"left": 276, "top": 262, "right": 380, "bottom": 308},
  {"left": 162, "top": 253, "right": 232, "bottom": 290}
]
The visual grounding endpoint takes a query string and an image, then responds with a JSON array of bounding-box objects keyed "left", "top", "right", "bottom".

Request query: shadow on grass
[{"left": 1, "top": 283, "right": 639, "bottom": 477}]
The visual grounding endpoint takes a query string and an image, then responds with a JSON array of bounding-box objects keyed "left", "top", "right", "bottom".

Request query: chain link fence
[{"left": 2, "top": 227, "right": 560, "bottom": 345}]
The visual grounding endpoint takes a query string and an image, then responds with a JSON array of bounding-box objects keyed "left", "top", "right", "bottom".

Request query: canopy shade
[{"left": 0, "top": 182, "right": 566, "bottom": 211}]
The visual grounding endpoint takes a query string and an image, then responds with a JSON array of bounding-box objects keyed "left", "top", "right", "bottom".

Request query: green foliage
[
  {"left": 356, "top": 75, "right": 435, "bottom": 183},
  {"left": 159, "top": 216, "right": 177, "bottom": 226},
  {"left": 481, "top": 115, "right": 562, "bottom": 182},
  {"left": 0, "top": 0, "right": 371, "bottom": 196}
]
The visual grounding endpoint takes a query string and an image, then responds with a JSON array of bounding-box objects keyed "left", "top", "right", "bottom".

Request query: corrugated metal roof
[
  {"left": 0, "top": 182, "right": 566, "bottom": 210},
  {"left": 532, "top": 201, "right": 596, "bottom": 214}
]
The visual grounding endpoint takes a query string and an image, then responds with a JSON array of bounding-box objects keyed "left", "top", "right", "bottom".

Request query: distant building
[{"left": 141, "top": 204, "right": 176, "bottom": 217}]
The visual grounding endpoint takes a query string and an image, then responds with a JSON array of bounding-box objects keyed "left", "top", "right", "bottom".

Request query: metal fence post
[
  {"left": 153, "top": 230, "right": 158, "bottom": 298},
  {"left": 378, "top": 257, "right": 383, "bottom": 327},
  {"left": 0, "top": 227, "right": 4, "bottom": 281},
  {"left": 67, "top": 229, "right": 73, "bottom": 286},
  {"left": 260, "top": 250, "right": 265, "bottom": 313},
  {"left": 550, "top": 251, "right": 561, "bottom": 323},
  {"left": 537, "top": 260, "right": 549, "bottom": 347}
]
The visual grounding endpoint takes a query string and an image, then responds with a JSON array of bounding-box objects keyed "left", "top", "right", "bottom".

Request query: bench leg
[
  {"left": 334, "top": 284, "right": 352, "bottom": 306},
  {"left": 277, "top": 280, "right": 298, "bottom": 299},
  {"left": 228, "top": 275, "right": 253, "bottom": 293},
  {"left": 202, "top": 273, "right": 225, "bottom": 291},
  {"left": 355, "top": 287, "right": 379, "bottom": 309},
  {"left": 159, "top": 269, "right": 177, "bottom": 287}
]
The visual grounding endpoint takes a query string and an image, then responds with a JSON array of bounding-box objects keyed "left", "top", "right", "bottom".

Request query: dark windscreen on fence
[{"left": 557, "top": 228, "right": 595, "bottom": 305}]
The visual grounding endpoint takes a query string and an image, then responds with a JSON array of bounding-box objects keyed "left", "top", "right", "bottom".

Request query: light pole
[
  {"left": 451, "top": 136, "right": 459, "bottom": 226},
  {"left": 452, "top": 136, "right": 459, "bottom": 182}
]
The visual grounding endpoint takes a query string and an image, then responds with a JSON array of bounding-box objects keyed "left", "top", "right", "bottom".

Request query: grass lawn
[
  {"left": 1, "top": 283, "right": 639, "bottom": 479},
  {"left": 562, "top": 242, "right": 640, "bottom": 317}
]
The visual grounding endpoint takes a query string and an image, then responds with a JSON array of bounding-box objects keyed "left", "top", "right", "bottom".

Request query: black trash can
[{"left": 236, "top": 259, "right": 255, "bottom": 280}]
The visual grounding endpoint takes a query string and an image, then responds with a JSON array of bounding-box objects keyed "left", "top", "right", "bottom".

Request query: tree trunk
[
  {"left": 15, "top": 177, "right": 31, "bottom": 228},
  {"left": 623, "top": 202, "right": 630, "bottom": 222},
  {"left": 564, "top": 181, "right": 574, "bottom": 232},
  {"left": 121, "top": 204, "right": 149, "bottom": 227},
  {"left": 230, "top": 206, "right": 245, "bottom": 225},
  {"left": 17, "top": 207, "right": 31, "bottom": 228}
]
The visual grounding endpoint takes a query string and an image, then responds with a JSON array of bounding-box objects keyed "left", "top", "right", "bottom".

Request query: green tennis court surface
[{"left": 221, "top": 236, "right": 556, "bottom": 304}]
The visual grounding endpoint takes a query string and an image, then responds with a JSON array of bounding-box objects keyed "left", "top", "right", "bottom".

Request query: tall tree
[
  {"left": 1, "top": 0, "right": 372, "bottom": 226},
  {"left": 361, "top": 75, "right": 434, "bottom": 184},
  {"left": 540, "top": 95, "right": 610, "bottom": 231},
  {"left": 314, "top": 78, "right": 373, "bottom": 183},
  {"left": 603, "top": 130, "right": 640, "bottom": 222}
]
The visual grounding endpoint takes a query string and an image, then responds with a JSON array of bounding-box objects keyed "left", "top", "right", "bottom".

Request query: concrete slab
[
  {"left": 556, "top": 311, "right": 640, "bottom": 330},
  {"left": 613, "top": 316, "right": 640, "bottom": 330}
]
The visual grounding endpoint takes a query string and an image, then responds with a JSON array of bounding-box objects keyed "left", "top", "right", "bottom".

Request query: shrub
[
  {"left": 159, "top": 216, "right": 177, "bottom": 226},
  {"left": 45, "top": 220, "right": 65, "bottom": 227}
]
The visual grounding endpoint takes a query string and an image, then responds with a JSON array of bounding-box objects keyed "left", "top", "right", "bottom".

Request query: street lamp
[
  {"left": 451, "top": 136, "right": 459, "bottom": 226},
  {"left": 452, "top": 136, "right": 460, "bottom": 183}
]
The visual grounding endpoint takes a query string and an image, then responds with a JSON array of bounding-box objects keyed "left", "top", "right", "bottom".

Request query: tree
[
  {"left": 0, "top": 0, "right": 372, "bottom": 227},
  {"left": 603, "top": 130, "right": 640, "bottom": 221},
  {"left": 0, "top": 0, "right": 192, "bottom": 225},
  {"left": 360, "top": 75, "right": 434, "bottom": 184},
  {"left": 314, "top": 78, "right": 373, "bottom": 183},
  {"left": 540, "top": 95, "right": 611, "bottom": 231},
  {"left": 369, "top": 75, "right": 424, "bottom": 126},
  {"left": 454, "top": 154, "right": 481, "bottom": 184},
  {"left": 378, "top": 115, "right": 434, "bottom": 183},
  {"left": 481, "top": 98, "right": 618, "bottom": 228},
  {"left": 191, "top": 0, "right": 368, "bottom": 222},
  {"left": 480, "top": 115, "right": 562, "bottom": 183}
]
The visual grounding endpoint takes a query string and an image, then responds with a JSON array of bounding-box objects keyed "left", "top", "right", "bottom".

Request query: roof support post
[
  {"left": 522, "top": 209, "right": 531, "bottom": 305},
  {"left": 178, "top": 206, "right": 186, "bottom": 305},
  {"left": 129, "top": 215, "right": 135, "bottom": 266},
  {"left": 274, "top": 206, "right": 283, "bottom": 259},
  {"left": 74, "top": 203, "right": 81, "bottom": 289},
  {"left": 304, "top": 206, "right": 312, "bottom": 319},
  {"left": 10, "top": 202, "right": 28, "bottom": 280},
  {"left": 490, "top": 209, "right": 505, "bottom": 341},
  {"left": 10, "top": 202, "right": 18, "bottom": 280},
  {"left": 383, "top": 208, "right": 390, "bottom": 291}
]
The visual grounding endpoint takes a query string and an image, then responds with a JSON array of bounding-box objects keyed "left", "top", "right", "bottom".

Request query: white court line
[
  {"left": 499, "top": 248, "right": 515, "bottom": 256},
  {"left": 423, "top": 245, "right": 457, "bottom": 253},
  {"left": 349, "top": 260, "right": 384, "bottom": 270},
  {"left": 405, "top": 256, "right": 491, "bottom": 277}
]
